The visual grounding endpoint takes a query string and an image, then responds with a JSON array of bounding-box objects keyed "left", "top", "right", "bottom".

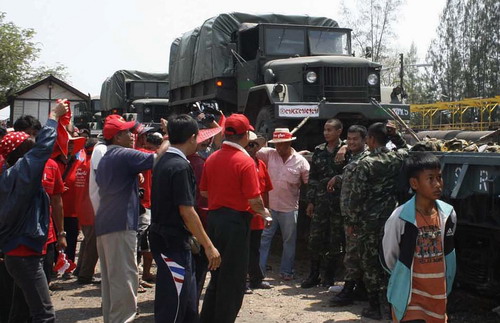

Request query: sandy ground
[{"left": 51, "top": 236, "right": 500, "bottom": 323}]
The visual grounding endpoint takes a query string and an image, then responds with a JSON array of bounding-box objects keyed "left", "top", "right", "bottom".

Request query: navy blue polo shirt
[{"left": 95, "top": 145, "right": 154, "bottom": 236}]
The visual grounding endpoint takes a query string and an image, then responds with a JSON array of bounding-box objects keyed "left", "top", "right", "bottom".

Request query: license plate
[{"left": 278, "top": 105, "right": 319, "bottom": 118}]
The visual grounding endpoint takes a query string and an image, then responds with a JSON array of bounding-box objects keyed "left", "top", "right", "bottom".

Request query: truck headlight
[
  {"left": 306, "top": 71, "right": 317, "bottom": 84},
  {"left": 367, "top": 73, "right": 378, "bottom": 86}
]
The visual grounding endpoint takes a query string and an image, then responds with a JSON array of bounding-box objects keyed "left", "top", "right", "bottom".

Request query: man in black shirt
[{"left": 150, "top": 115, "right": 221, "bottom": 323}]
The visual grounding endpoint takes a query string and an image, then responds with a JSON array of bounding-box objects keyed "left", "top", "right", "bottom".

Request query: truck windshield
[
  {"left": 308, "top": 30, "right": 350, "bottom": 55},
  {"left": 265, "top": 27, "right": 306, "bottom": 56}
]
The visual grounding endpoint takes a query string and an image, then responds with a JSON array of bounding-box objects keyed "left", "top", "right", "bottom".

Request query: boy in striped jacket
[{"left": 381, "top": 152, "right": 457, "bottom": 323}]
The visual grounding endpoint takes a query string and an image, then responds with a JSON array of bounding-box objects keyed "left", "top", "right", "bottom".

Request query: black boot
[
  {"left": 321, "top": 255, "right": 342, "bottom": 287},
  {"left": 361, "top": 296, "right": 382, "bottom": 320},
  {"left": 353, "top": 280, "right": 368, "bottom": 301},
  {"left": 301, "top": 259, "right": 321, "bottom": 288},
  {"left": 329, "top": 280, "right": 355, "bottom": 306}
]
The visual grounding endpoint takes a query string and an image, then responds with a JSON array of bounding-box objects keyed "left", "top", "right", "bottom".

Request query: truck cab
[
  {"left": 234, "top": 23, "right": 407, "bottom": 147},
  {"left": 100, "top": 70, "right": 170, "bottom": 126}
]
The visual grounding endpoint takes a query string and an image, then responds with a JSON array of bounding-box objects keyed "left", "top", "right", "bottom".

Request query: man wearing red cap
[
  {"left": 95, "top": 117, "right": 169, "bottom": 323},
  {"left": 199, "top": 114, "right": 271, "bottom": 323},
  {"left": 89, "top": 114, "right": 125, "bottom": 215}
]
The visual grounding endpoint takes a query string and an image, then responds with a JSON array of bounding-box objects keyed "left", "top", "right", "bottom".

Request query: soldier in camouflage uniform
[
  {"left": 347, "top": 122, "right": 408, "bottom": 320},
  {"left": 301, "top": 119, "right": 346, "bottom": 288},
  {"left": 327, "top": 125, "right": 369, "bottom": 306}
]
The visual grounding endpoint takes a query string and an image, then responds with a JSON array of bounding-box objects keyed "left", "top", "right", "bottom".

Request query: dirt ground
[{"left": 51, "top": 237, "right": 500, "bottom": 323}]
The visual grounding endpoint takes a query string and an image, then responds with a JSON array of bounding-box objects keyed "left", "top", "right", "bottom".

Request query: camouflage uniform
[
  {"left": 306, "top": 141, "right": 346, "bottom": 264},
  {"left": 347, "top": 134, "right": 407, "bottom": 301},
  {"left": 338, "top": 149, "right": 369, "bottom": 282}
]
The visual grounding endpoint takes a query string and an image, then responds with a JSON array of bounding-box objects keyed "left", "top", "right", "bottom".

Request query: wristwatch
[{"left": 58, "top": 231, "right": 67, "bottom": 238}]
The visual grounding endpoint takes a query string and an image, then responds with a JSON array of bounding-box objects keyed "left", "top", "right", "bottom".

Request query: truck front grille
[{"left": 303, "top": 67, "right": 379, "bottom": 103}]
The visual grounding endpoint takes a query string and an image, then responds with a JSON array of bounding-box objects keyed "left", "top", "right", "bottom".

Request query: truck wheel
[{"left": 255, "top": 106, "right": 282, "bottom": 140}]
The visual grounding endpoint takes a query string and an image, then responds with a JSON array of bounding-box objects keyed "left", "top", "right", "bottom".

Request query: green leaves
[{"left": 0, "top": 12, "right": 67, "bottom": 108}]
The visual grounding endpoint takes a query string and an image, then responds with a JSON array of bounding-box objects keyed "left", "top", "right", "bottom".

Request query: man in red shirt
[
  {"left": 56, "top": 137, "right": 86, "bottom": 269},
  {"left": 199, "top": 114, "right": 272, "bottom": 323},
  {"left": 75, "top": 138, "right": 100, "bottom": 284},
  {"left": 136, "top": 132, "right": 160, "bottom": 286},
  {"left": 245, "top": 132, "right": 273, "bottom": 293}
]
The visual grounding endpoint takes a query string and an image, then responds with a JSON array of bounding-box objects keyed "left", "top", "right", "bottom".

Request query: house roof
[{"left": 15, "top": 75, "right": 89, "bottom": 100}]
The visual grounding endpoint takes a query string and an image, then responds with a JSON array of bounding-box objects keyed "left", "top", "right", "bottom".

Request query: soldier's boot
[
  {"left": 353, "top": 280, "right": 368, "bottom": 301},
  {"left": 300, "top": 259, "right": 321, "bottom": 288},
  {"left": 361, "top": 296, "right": 382, "bottom": 320},
  {"left": 321, "top": 256, "right": 340, "bottom": 287},
  {"left": 329, "top": 280, "right": 356, "bottom": 307}
]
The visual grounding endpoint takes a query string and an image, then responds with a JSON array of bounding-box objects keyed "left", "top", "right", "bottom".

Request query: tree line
[{"left": 342, "top": 0, "right": 499, "bottom": 104}]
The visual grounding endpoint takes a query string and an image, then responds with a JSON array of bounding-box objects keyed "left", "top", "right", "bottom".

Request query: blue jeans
[{"left": 259, "top": 209, "right": 298, "bottom": 275}]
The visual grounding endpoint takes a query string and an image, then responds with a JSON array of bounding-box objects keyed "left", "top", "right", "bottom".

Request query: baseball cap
[
  {"left": 224, "top": 114, "right": 254, "bottom": 135},
  {"left": 104, "top": 114, "right": 125, "bottom": 124},
  {"left": 103, "top": 118, "right": 136, "bottom": 140}
]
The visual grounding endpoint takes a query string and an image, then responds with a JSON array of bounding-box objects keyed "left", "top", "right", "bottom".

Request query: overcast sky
[{"left": 1, "top": 0, "right": 445, "bottom": 107}]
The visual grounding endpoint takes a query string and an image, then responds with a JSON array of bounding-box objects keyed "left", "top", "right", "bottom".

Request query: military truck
[
  {"left": 168, "top": 12, "right": 410, "bottom": 149},
  {"left": 100, "top": 70, "right": 170, "bottom": 124}
]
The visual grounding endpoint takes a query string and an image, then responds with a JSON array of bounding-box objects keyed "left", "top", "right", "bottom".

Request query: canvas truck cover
[
  {"left": 100, "top": 70, "right": 169, "bottom": 111},
  {"left": 169, "top": 12, "right": 338, "bottom": 90}
]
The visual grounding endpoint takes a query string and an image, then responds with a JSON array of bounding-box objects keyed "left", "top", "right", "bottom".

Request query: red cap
[
  {"left": 104, "top": 114, "right": 125, "bottom": 124},
  {"left": 103, "top": 118, "right": 136, "bottom": 140},
  {"left": 224, "top": 114, "right": 254, "bottom": 135},
  {"left": 0, "top": 131, "right": 30, "bottom": 157}
]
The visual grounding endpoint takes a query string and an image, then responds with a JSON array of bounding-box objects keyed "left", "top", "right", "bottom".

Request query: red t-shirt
[
  {"left": 6, "top": 158, "right": 64, "bottom": 256},
  {"left": 200, "top": 143, "right": 261, "bottom": 212},
  {"left": 75, "top": 152, "right": 94, "bottom": 226},
  {"left": 137, "top": 148, "right": 154, "bottom": 209},
  {"left": 250, "top": 159, "right": 273, "bottom": 230},
  {"left": 59, "top": 149, "right": 86, "bottom": 218}
]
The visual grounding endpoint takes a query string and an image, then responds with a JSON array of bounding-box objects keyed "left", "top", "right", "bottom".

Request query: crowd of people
[{"left": 0, "top": 100, "right": 457, "bottom": 323}]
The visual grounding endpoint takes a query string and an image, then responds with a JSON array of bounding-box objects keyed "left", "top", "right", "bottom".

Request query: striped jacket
[{"left": 380, "top": 195, "right": 457, "bottom": 321}]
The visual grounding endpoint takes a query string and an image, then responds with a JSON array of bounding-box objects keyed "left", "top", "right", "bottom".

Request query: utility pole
[{"left": 399, "top": 53, "right": 404, "bottom": 92}]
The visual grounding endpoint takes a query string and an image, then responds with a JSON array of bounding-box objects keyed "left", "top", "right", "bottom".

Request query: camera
[{"left": 188, "top": 101, "right": 220, "bottom": 126}]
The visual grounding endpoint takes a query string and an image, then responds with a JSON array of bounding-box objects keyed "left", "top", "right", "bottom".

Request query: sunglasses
[{"left": 246, "top": 142, "right": 259, "bottom": 148}]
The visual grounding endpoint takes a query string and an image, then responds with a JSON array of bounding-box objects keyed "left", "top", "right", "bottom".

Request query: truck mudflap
[
  {"left": 434, "top": 152, "right": 500, "bottom": 295},
  {"left": 273, "top": 102, "right": 410, "bottom": 121}
]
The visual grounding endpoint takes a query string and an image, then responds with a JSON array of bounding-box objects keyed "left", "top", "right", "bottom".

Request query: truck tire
[{"left": 254, "top": 106, "right": 283, "bottom": 140}]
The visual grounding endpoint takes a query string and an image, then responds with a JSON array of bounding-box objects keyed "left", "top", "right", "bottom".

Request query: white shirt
[{"left": 89, "top": 142, "right": 107, "bottom": 214}]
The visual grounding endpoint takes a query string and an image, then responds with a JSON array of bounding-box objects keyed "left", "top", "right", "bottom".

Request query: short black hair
[
  {"left": 325, "top": 118, "right": 343, "bottom": 129},
  {"left": 13, "top": 115, "right": 41, "bottom": 132},
  {"left": 405, "top": 152, "right": 441, "bottom": 180},
  {"left": 6, "top": 138, "right": 35, "bottom": 168},
  {"left": 146, "top": 133, "right": 162, "bottom": 147},
  {"left": 348, "top": 125, "right": 367, "bottom": 139},
  {"left": 167, "top": 114, "right": 199, "bottom": 144},
  {"left": 224, "top": 133, "right": 245, "bottom": 142},
  {"left": 368, "top": 122, "right": 388, "bottom": 145}
]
